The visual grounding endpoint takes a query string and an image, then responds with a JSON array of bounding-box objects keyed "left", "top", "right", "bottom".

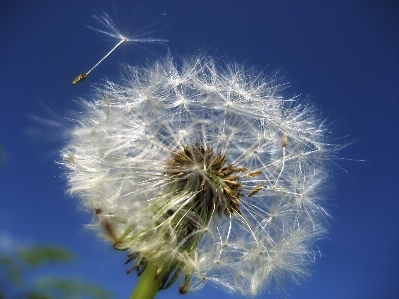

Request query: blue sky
[{"left": 1, "top": 1, "right": 398, "bottom": 298}]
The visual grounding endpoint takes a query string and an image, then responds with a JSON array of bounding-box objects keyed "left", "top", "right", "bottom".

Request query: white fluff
[{"left": 62, "top": 54, "right": 338, "bottom": 296}]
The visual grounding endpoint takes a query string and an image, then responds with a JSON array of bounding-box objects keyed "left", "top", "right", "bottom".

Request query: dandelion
[{"left": 62, "top": 54, "right": 338, "bottom": 298}]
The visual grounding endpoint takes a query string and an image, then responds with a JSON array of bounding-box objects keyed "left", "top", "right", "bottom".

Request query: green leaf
[
  {"left": 0, "top": 254, "right": 23, "bottom": 285},
  {"left": 35, "top": 277, "right": 113, "bottom": 299},
  {"left": 18, "top": 245, "right": 76, "bottom": 267},
  {"left": 24, "top": 291, "right": 53, "bottom": 299}
]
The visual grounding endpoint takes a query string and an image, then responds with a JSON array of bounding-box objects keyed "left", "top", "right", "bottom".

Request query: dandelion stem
[{"left": 130, "top": 262, "right": 163, "bottom": 299}]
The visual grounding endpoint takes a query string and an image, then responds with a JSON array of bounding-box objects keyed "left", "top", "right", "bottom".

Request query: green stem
[{"left": 130, "top": 262, "right": 163, "bottom": 299}]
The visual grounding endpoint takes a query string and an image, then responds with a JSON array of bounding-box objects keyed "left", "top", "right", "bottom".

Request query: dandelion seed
[
  {"left": 72, "top": 13, "right": 167, "bottom": 85},
  {"left": 63, "top": 54, "right": 339, "bottom": 297},
  {"left": 72, "top": 39, "right": 126, "bottom": 85},
  {"left": 248, "top": 182, "right": 266, "bottom": 197}
]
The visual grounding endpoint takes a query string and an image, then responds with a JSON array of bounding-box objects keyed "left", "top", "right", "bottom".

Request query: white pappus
[{"left": 63, "top": 52, "right": 339, "bottom": 296}]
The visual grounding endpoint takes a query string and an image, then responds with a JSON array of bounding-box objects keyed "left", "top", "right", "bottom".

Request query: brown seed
[
  {"left": 72, "top": 73, "right": 87, "bottom": 85},
  {"left": 282, "top": 132, "right": 288, "bottom": 147},
  {"left": 248, "top": 182, "right": 266, "bottom": 196},
  {"left": 245, "top": 170, "right": 262, "bottom": 178},
  {"left": 102, "top": 219, "right": 119, "bottom": 243}
]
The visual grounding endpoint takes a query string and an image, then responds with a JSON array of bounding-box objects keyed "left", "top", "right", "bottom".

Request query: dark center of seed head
[{"left": 165, "top": 143, "right": 243, "bottom": 217}]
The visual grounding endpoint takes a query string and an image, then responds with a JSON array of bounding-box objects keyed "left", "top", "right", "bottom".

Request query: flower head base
[{"left": 63, "top": 54, "right": 336, "bottom": 296}]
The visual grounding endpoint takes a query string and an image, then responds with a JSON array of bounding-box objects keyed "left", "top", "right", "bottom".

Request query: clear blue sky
[{"left": 1, "top": 1, "right": 398, "bottom": 298}]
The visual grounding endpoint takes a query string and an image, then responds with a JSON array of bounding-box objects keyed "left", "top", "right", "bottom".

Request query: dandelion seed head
[{"left": 63, "top": 54, "right": 338, "bottom": 296}]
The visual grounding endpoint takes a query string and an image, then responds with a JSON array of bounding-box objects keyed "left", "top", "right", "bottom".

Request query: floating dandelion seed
[
  {"left": 72, "top": 13, "right": 167, "bottom": 85},
  {"left": 72, "top": 38, "right": 126, "bottom": 85}
]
